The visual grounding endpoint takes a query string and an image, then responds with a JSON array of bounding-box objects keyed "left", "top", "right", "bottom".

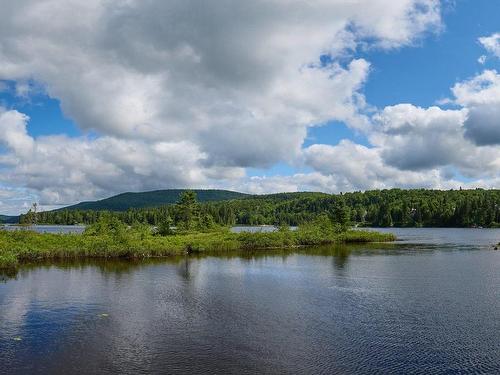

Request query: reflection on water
[
  {"left": 1, "top": 243, "right": 384, "bottom": 281},
  {"left": 1, "top": 228, "right": 499, "bottom": 374}
]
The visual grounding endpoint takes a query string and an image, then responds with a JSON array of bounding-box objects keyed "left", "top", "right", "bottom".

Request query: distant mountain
[
  {"left": 0, "top": 215, "right": 19, "bottom": 224},
  {"left": 59, "top": 189, "right": 250, "bottom": 211}
]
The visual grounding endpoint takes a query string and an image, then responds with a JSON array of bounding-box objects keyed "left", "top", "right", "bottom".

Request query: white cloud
[
  {"left": 0, "top": 0, "right": 441, "bottom": 162},
  {"left": 479, "top": 32, "right": 500, "bottom": 58},
  {"left": 0, "top": 186, "right": 35, "bottom": 216},
  {"left": 299, "top": 95, "right": 500, "bottom": 191},
  {"left": 451, "top": 69, "right": 500, "bottom": 107},
  {"left": 302, "top": 137, "right": 499, "bottom": 192},
  {"left": 451, "top": 70, "right": 500, "bottom": 146},
  {"left": 0, "top": 108, "right": 34, "bottom": 157},
  {"left": 1, "top": 2, "right": 497, "bottom": 214},
  {"left": 0, "top": 107, "right": 243, "bottom": 208},
  {"left": 0, "top": 0, "right": 445, "bottom": 213},
  {"left": 371, "top": 103, "right": 499, "bottom": 177},
  {"left": 304, "top": 140, "right": 463, "bottom": 191},
  {"left": 372, "top": 104, "right": 468, "bottom": 170},
  {"left": 14, "top": 81, "right": 32, "bottom": 98},
  {"left": 463, "top": 106, "right": 500, "bottom": 146},
  {"left": 0, "top": 4, "right": 487, "bottom": 213}
]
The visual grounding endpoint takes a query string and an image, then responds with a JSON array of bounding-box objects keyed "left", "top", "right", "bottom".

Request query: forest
[{"left": 20, "top": 188, "right": 500, "bottom": 228}]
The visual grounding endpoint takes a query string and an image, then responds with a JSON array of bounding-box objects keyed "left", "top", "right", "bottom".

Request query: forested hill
[
  {"left": 26, "top": 188, "right": 500, "bottom": 228},
  {"left": 59, "top": 189, "right": 249, "bottom": 211}
]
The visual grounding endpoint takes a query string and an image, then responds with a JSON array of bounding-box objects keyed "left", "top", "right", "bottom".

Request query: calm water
[
  {"left": 1, "top": 224, "right": 290, "bottom": 234},
  {"left": 0, "top": 228, "right": 499, "bottom": 374},
  {"left": 1, "top": 224, "right": 86, "bottom": 234}
]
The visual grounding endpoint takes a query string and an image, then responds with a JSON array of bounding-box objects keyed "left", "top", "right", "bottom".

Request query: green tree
[
  {"left": 157, "top": 216, "right": 174, "bottom": 236},
  {"left": 331, "top": 200, "right": 350, "bottom": 229},
  {"left": 198, "top": 213, "right": 216, "bottom": 231},
  {"left": 175, "top": 190, "right": 200, "bottom": 230}
]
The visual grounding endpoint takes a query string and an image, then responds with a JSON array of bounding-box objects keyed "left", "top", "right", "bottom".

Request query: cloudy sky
[{"left": 0, "top": 0, "right": 499, "bottom": 215}]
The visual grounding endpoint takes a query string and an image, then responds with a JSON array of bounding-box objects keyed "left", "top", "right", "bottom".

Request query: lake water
[
  {"left": 1, "top": 224, "right": 86, "bottom": 234},
  {"left": 1, "top": 224, "right": 291, "bottom": 234},
  {"left": 0, "top": 228, "right": 499, "bottom": 374}
]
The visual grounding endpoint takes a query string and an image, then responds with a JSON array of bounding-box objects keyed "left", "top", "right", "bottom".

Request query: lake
[
  {"left": 1, "top": 228, "right": 499, "bottom": 374},
  {"left": 1, "top": 224, "right": 87, "bottom": 234},
  {"left": 1, "top": 224, "right": 291, "bottom": 234}
]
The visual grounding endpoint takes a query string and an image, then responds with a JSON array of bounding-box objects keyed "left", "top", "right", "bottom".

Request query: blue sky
[
  {"left": 363, "top": 0, "right": 500, "bottom": 108},
  {"left": 0, "top": 0, "right": 499, "bottom": 214},
  {"left": 0, "top": 81, "right": 80, "bottom": 137}
]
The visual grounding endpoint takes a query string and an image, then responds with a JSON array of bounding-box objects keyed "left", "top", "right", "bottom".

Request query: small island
[{"left": 0, "top": 191, "right": 394, "bottom": 270}]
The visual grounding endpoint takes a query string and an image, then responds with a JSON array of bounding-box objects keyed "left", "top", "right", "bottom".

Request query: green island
[{"left": 0, "top": 191, "right": 394, "bottom": 270}]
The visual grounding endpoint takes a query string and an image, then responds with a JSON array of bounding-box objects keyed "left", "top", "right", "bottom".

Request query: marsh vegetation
[{"left": 0, "top": 217, "right": 394, "bottom": 270}]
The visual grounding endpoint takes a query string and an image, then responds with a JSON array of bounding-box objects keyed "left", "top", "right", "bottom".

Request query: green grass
[{"left": 0, "top": 224, "right": 395, "bottom": 270}]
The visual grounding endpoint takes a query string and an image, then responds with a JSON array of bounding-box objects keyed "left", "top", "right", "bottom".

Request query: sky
[{"left": 0, "top": 0, "right": 499, "bottom": 215}]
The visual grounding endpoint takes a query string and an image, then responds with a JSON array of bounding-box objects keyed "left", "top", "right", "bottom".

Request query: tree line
[{"left": 20, "top": 188, "right": 500, "bottom": 228}]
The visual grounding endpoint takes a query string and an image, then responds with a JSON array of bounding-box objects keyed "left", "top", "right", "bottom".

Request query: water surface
[
  {"left": 2, "top": 224, "right": 295, "bottom": 234},
  {"left": 1, "top": 224, "right": 86, "bottom": 234},
  {"left": 1, "top": 228, "right": 499, "bottom": 374}
]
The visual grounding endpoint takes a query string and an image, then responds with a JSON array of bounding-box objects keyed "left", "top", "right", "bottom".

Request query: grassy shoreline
[{"left": 0, "top": 225, "right": 395, "bottom": 270}]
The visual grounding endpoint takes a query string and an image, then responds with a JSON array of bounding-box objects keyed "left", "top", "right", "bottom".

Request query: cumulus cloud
[
  {"left": 372, "top": 103, "right": 499, "bottom": 176},
  {"left": 451, "top": 70, "right": 500, "bottom": 146},
  {"left": 0, "top": 0, "right": 445, "bottom": 212},
  {"left": 0, "top": 107, "right": 243, "bottom": 206},
  {"left": 0, "top": 0, "right": 441, "bottom": 166},
  {"left": 302, "top": 136, "right": 499, "bottom": 193},
  {"left": 364, "top": 66, "right": 500, "bottom": 181},
  {"left": 464, "top": 106, "right": 500, "bottom": 146},
  {"left": 0, "top": 186, "right": 35, "bottom": 215},
  {"left": 372, "top": 105, "right": 468, "bottom": 170},
  {"left": 0, "top": 1, "right": 498, "bottom": 215},
  {"left": 304, "top": 140, "right": 464, "bottom": 191},
  {"left": 452, "top": 69, "right": 500, "bottom": 107},
  {"left": 479, "top": 33, "right": 500, "bottom": 58},
  {"left": 298, "top": 86, "right": 500, "bottom": 191}
]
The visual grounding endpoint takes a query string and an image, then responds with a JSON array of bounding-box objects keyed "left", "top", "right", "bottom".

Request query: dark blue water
[{"left": 0, "top": 228, "right": 499, "bottom": 374}]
